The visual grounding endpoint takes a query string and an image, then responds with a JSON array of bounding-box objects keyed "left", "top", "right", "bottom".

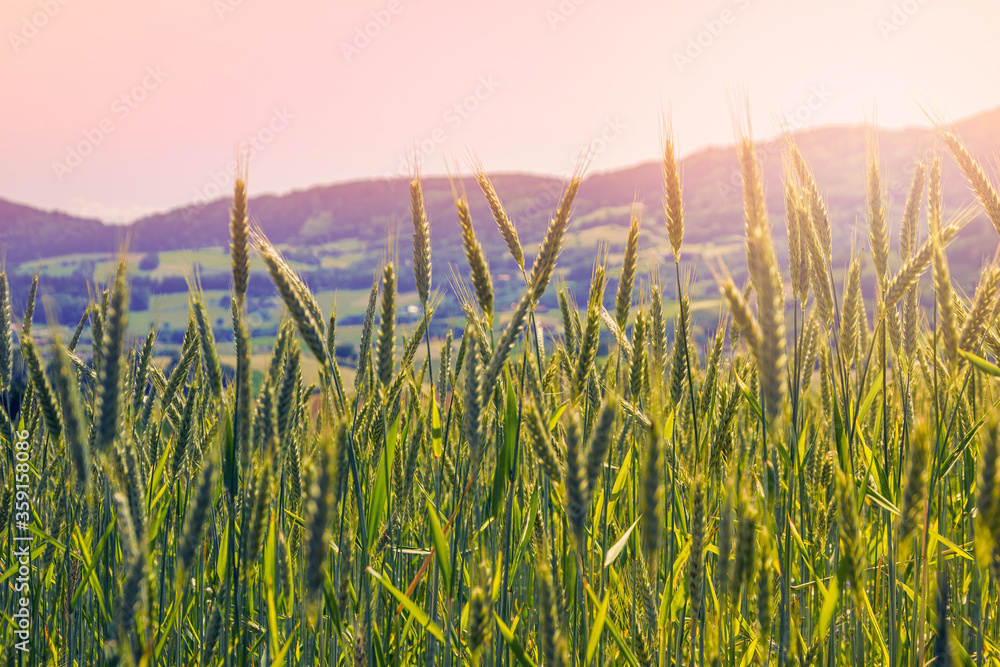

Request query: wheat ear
[
  {"left": 471, "top": 155, "right": 524, "bottom": 270},
  {"left": 409, "top": 172, "right": 432, "bottom": 304},
  {"left": 739, "top": 129, "right": 785, "bottom": 421},
  {"left": 662, "top": 116, "right": 685, "bottom": 259},
  {"left": 230, "top": 166, "right": 250, "bottom": 304},
  {"left": 940, "top": 127, "right": 1000, "bottom": 238},
  {"left": 615, "top": 203, "right": 641, "bottom": 330},
  {"left": 529, "top": 170, "right": 584, "bottom": 301}
]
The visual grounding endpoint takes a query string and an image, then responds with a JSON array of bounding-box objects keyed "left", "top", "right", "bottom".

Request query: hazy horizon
[{"left": 3, "top": 0, "right": 999, "bottom": 223}]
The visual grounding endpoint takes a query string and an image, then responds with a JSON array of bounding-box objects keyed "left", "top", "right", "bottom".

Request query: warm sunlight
[{"left": 1, "top": 3, "right": 999, "bottom": 666}]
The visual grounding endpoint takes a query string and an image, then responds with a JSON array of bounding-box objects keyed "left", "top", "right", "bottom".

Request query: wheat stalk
[
  {"left": 784, "top": 181, "right": 808, "bottom": 302},
  {"left": 307, "top": 426, "right": 341, "bottom": 609},
  {"left": 463, "top": 333, "right": 484, "bottom": 472},
  {"left": 482, "top": 289, "right": 531, "bottom": 394},
  {"left": 640, "top": 423, "right": 663, "bottom": 568},
  {"left": 898, "top": 423, "right": 929, "bottom": 552},
  {"left": 51, "top": 338, "right": 89, "bottom": 489},
  {"left": 687, "top": 479, "right": 705, "bottom": 627},
  {"left": 563, "top": 407, "right": 590, "bottom": 549},
  {"left": 840, "top": 253, "right": 863, "bottom": 365},
  {"left": 931, "top": 231, "right": 959, "bottom": 366},
  {"left": 178, "top": 458, "right": 216, "bottom": 574}
]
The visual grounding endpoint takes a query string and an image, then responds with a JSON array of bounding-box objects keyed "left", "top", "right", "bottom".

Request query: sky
[{"left": 2, "top": 0, "right": 998, "bottom": 224}]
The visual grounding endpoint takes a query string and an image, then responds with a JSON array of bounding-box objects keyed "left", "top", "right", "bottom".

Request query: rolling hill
[{"left": 3, "top": 106, "right": 999, "bottom": 344}]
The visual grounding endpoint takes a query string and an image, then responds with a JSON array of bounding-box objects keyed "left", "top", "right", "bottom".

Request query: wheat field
[{"left": 2, "top": 117, "right": 1000, "bottom": 667}]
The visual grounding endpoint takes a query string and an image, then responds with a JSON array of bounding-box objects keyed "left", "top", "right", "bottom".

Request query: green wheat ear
[
  {"left": 256, "top": 234, "right": 328, "bottom": 367},
  {"left": 455, "top": 192, "right": 493, "bottom": 319},
  {"left": 529, "top": 169, "right": 584, "bottom": 301},
  {"left": 640, "top": 421, "right": 663, "bottom": 570},
  {"left": 410, "top": 171, "right": 432, "bottom": 304},
  {"left": 230, "top": 166, "right": 250, "bottom": 304},
  {"left": 615, "top": 203, "right": 641, "bottom": 330},
  {"left": 193, "top": 295, "right": 222, "bottom": 398},
  {"left": 375, "top": 262, "right": 396, "bottom": 389},
  {"left": 737, "top": 121, "right": 785, "bottom": 423},
  {"left": 471, "top": 155, "right": 523, "bottom": 270},
  {"left": 0, "top": 272, "right": 11, "bottom": 394},
  {"left": 95, "top": 257, "right": 128, "bottom": 455},
  {"left": 178, "top": 457, "right": 216, "bottom": 575}
]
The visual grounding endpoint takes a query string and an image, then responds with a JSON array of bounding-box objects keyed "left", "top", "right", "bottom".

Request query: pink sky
[{"left": 2, "top": 0, "right": 998, "bottom": 223}]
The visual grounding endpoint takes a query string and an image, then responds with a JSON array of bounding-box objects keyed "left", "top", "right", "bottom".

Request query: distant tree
[
  {"left": 130, "top": 285, "right": 151, "bottom": 312},
  {"left": 335, "top": 344, "right": 358, "bottom": 363},
  {"left": 139, "top": 252, "right": 160, "bottom": 271}
]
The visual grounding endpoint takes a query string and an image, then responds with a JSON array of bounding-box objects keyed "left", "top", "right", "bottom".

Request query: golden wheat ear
[
  {"left": 865, "top": 130, "right": 890, "bottom": 287},
  {"left": 735, "top": 110, "right": 786, "bottom": 423},
  {"left": 937, "top": 125, "right": 1000, "bottom": 239},
  {"left": 959, "top": 261, "right": 1000, "bottom": 356},
  {"left": 660, "top": 109, "right": 685, "bottom": 261}
]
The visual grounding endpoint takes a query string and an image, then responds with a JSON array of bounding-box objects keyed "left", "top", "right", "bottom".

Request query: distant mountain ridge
[{"left": 4, "top": 106, "right": 999, "bottom": 269}]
